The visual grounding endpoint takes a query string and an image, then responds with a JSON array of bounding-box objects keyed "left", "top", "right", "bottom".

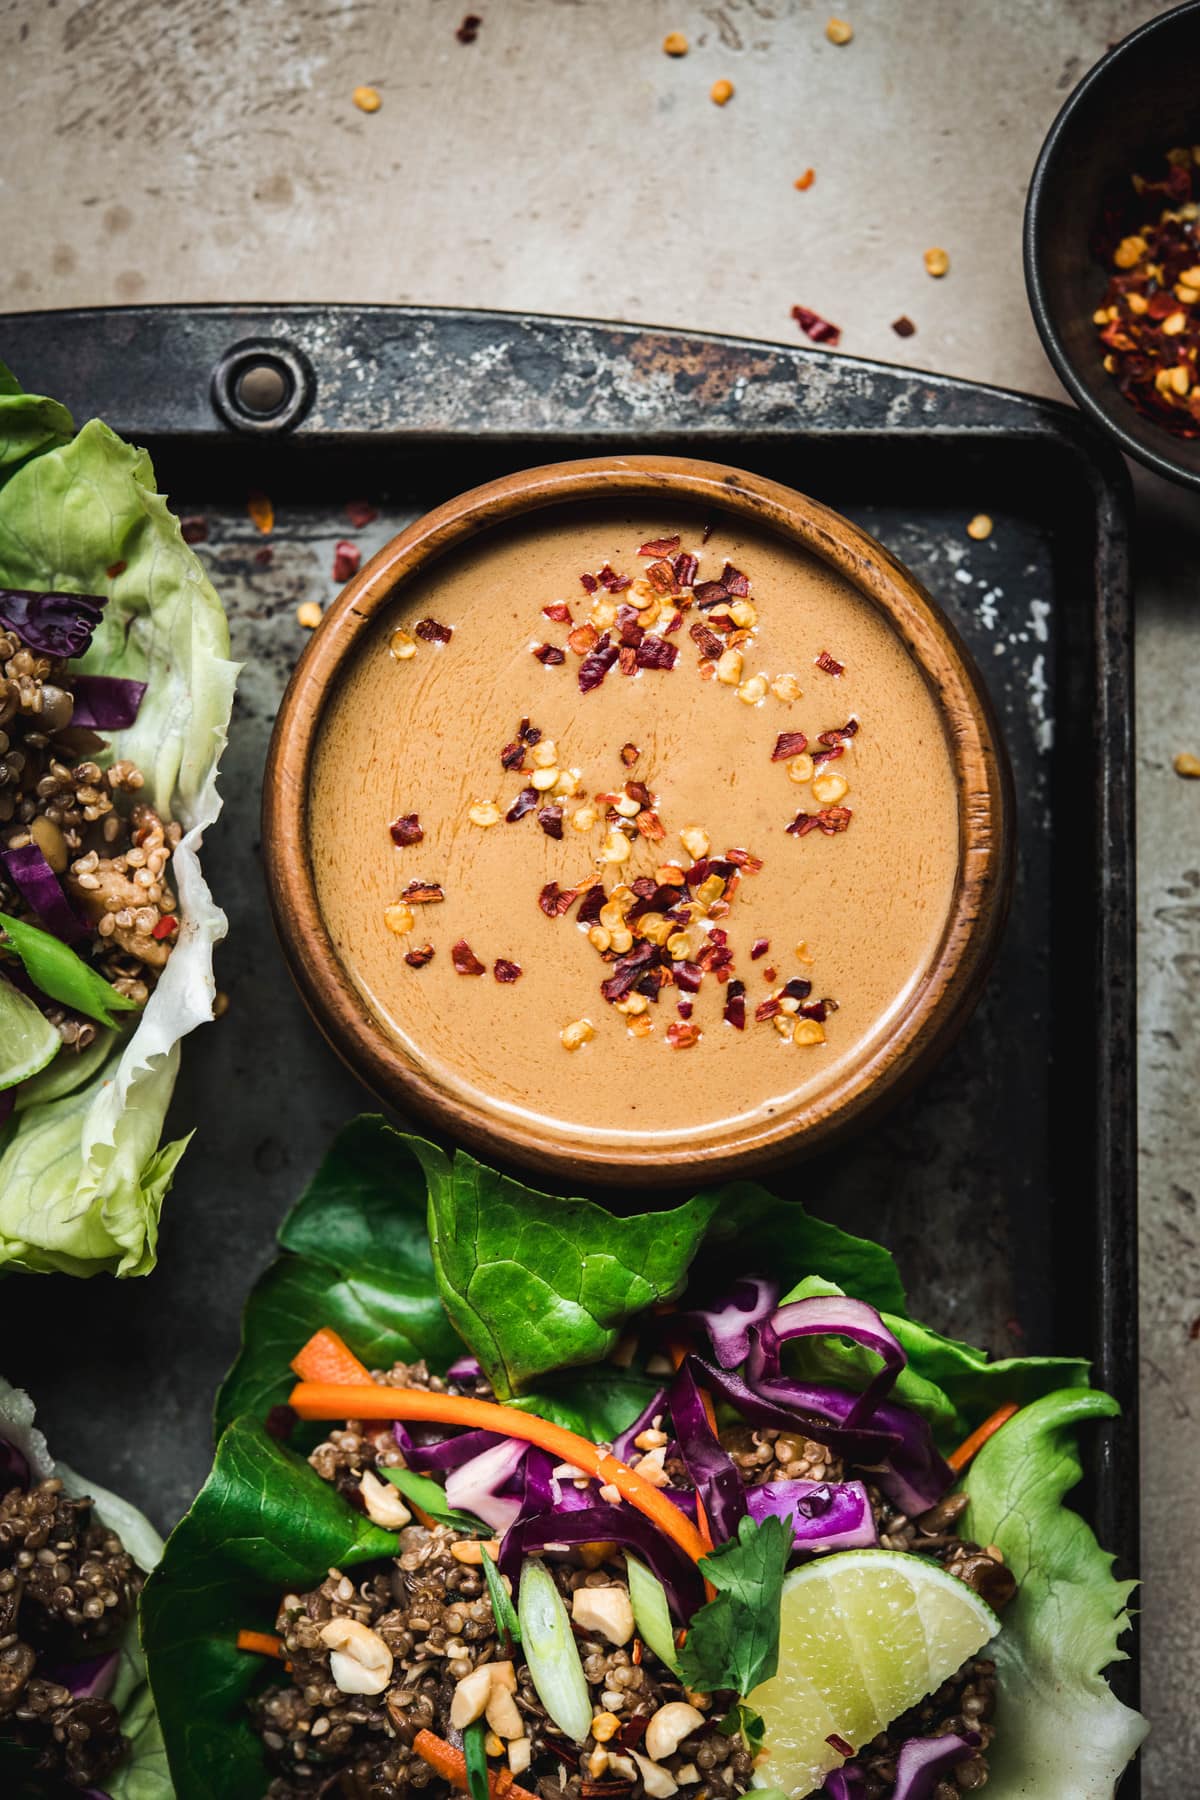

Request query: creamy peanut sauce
[{"left": 308, "top": 506, "right": 960, "bottom": 1144}]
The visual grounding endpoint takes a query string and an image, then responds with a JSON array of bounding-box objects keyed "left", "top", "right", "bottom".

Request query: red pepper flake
[
  {"left": 451, "top": 938, "right": 486, "bottom": 975},
  {"left": 635, "top": 810, "right": 666, "bottom": 841},
  {"left": 579, "top": 632, "right": 619, "bottom": 693},
  {"left": 500, "top": 740, "right": 527, "bottom": 771},
  {"left": 539, "top": 881, "right": 580, "bottom": 917},
  {"left": 725, "top": 847, "right": 764, "bottom": 872},
  {"left": 521, "top": 720, "right": 542, "bottom": 745},
  {"left": 580, "top": 571, "right": 599, "bottom": 594},
  {"left": 721, "top": 562, "right": 751, "bottom": 597},
  {"left": 750, "top": 938, "right": 769, "bottom": 960},
  {"left": 677, "top": 998, "right": 694, "bottom": 1020},
  {"left": 416, "top": 618, "right": 453, "bottom": 643},
  {"left": 617, "top": 604, "right": 644, "bottom": 646},
  {"left": 815, "top": 649, "right": 844, "bottom": 676},
  {"left": 543, "top": 601, "right": 573, "bottom": 623},
  {"left": 389, "top": 813, "right": 424, "bottom": 846},
  {"left": 493, "top": 958, "right": 523, "bottom": 983},
  {"left": 891, "top": 315, "right": 917, "bottom": 338},
  {"left": 247, "top": 490, "right": 274, "bottom": 534},
  {"left": 537, "top": 804, "right": 564, "bottom": 839},
  {"left": 794, "top": 168, "right": 815, "bottom": 191},
  {"left": 405, "top": 943, "right": 435, "bottom": 968},
  {"left": 772, "top": 730, "right": 808, "bottom": 761},
  {"left": 577, "top": 883, "right": 607, "bottom": 926},
  {"left": 601, "top": 942, "right": 662, "bottom": 1003},
  {"left": 506, "top": 788, "right": 539, "bottom": 823},
  {"left": 791, "top": 304, "right": 842, "bottom": 347},
  {"left": 811, "top": 744, "right": 845, "bottom": 769},
  {"left": 620, "top": 742, "right": 640, "bottom": 766},
  {"left": 567, "top": 622, "right": 599, "bottom": 655},
  {"left": 624, "top": 780, "right": 653, "bottom": 807},
  {"left": 645, "top": 559, "right": 679, "bottom": 595},
  {"left": 106, "top": 560, "right": 128, "bottom": 580},
  {"left": 826, "top": 1735, "right": 854, "bottom": 1759},
  {"left": 673, "top": 961, "right": 703, "bottom": 994},
  {"left": 597, "top": 564, "right": 632, "bottom": 593},
  {"left": 631, "top": 1639, "right": 643, "bottom": 1668},
  {"left": 255, "top": 546, "right": 273, "bottom": 567},
  {"left": 332, "top": 539, "right": 361, "bottom": 582},
  {"left": 456, "top": 12, "right": 481, "bottom": 42},
  {"left": 533, "top": 642, "right": 567, "bottom": 665},
  {"left": 664, "top": 610, "right": 684, "bottom": 635},
  {"left": 818, "top": 718, "right": 859, "bottom": 745},
  {"left": 673, "top": 551, "right": 699, "bottom": 588},
  {"left": 689, "top": 621, "right": 725, "bottom": 659},
  {"left": 693, "top": 579, "right": 729, "bottom": 608},
  {"left": 151, "top": 914, "right": 178, "bottom": 941},
  {"left": 180, "top": 516, "right": 208, "bottom": 544},
  {"left": 755, "top": 995, "right": 782, "bottom": 1021},
  {"left": 786, "top": 812, "right": 820, "bottom": 838},
  {"left": 401, "top": 880, "right": 444, "bottom": 903},
  {"left": 636, "top": 635, "right": 678, "bottom": 670},
  {"left": 762, "top": 966, "right": 777, "bottom": 983},
  {"left": 345, "top": 499, "right": 378, "bottom": 528},
  {"left": 619, "top": 1716, "right": 649, "bottom": 1750},
  {"left": 723, "top": 979, "right": 747, "bottom": 1030},
  {"left": 783, "top": 977, "right": 813, "bottom": 1000},
  {"left": 619, "top": 644, "right": 639, "bottom": 677},
  {"left": 638, "top": 535, "right": 681, "bottom": 557},
  {"left": 818, "top": 806, "right": 852, "bottom": 833},
  {"left": 666, "top": 1020, "right": 702, "bottom": 1049},
  {"left": 800, "top": 999, "right": 829, "bottom": 1021}
]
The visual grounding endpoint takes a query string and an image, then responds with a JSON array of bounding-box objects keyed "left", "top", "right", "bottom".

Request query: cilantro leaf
[{"left": 678, "top": 1515, "right": 791, "bottom": 1696}]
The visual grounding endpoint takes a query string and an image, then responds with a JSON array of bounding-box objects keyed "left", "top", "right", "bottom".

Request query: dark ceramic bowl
[{"left": 1024, "top": 0, "right": 1200, "bottom": 489}]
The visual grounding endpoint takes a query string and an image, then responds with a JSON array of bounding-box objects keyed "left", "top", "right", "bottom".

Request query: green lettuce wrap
[
  {"left": 142, "top": 1119, "right": 1146, "bottom": 1799},
  {"left": 0, "top": 366, "right": 237, "bottom": 1276}
]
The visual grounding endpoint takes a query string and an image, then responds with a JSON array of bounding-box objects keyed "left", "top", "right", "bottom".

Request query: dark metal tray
[{"left": 0, "top": 305, "right": 1138, "bottom": 1728}]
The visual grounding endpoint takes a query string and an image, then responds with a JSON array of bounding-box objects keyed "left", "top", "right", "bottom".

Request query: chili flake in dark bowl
[{"left": 1025, "top": 0, "right": 1200, "bottom": 489}]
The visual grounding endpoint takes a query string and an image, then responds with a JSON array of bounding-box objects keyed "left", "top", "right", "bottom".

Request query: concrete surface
[{"left": 3, "top": 0, "right": 1197, "bottom": 1791}]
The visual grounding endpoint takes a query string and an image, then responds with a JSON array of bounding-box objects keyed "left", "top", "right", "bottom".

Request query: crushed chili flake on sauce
[
  {"left": 638, "top": 535, "right": 681, "bottom": 557},
  {"left": 333, "top": 540, "right": 361, "bottom": 582},
  {"left": 673, "top": 551, "right": 699, "bottom": 588},
  {"left": 533, "top": 642, "right": 567, "bottom": 665},
  {"left": 636, "top": 635, "right": 678, "bottom": 670},
  {"left": 789, "top": 806, "right": 854, "bottom": 836},
  {"left": 815, "top": 649, "right": 845, "bottom": 676},
  {"left": 750, "top": 938, "right": 769, "bottom": 960},
  {"left": 723, "top": 980, "right": 747, "bottom": 1029},
  {"left": 772, "top": 730, "right": 808, "bottom": 761},
  {"left": 791, "top": 304, "right": 842, "bottom": 347},
  {"left": 543, "top": 601, "right": 573, "bottom": 623},
  {"left": 539, "top": 881, "right": 579, "bottom": 917},
  {"left": 818, "top": 717, "right": 858, "bottom": 744},
  {"left": 506, "top": 788, "right": 539, "bottom": 823},
  {"left": 597, "top": 564, "right": 632, "bottom": 593},
  {"left": 568, "top": 622, "right": 600, "bottom": 655},
  {"left": 677, "top": 998, "right": 694, "bottom": 1019},
  {"left": 500, "top": 739, "right": 527, "bottom": 770},
  {"left": 576, "top": 884, "right": 606, "bottom": 926},
  {"left": 493, "top": 958, "right": 523, "bottom": 982},
  {"left": 451, "top": 938, "right": 486, "bottom": 974},
  {"left": 666, "top": 1019, "right": 702, "bottom": 1049},
  {"left": 416, "top": 618, "right": 453, "bottom": 643},
  {"left": 401, "top": 880, "right": 445, "bottom": 904},
  {"left": 405, "top": 943, "right": 435, "bottom": 968},
  {"left": 811, "top": 744, "right": 845, "bottom": 768},
  {"left": 620, "top": 742, "right": 640, "bottom": 766},
  {"left": 537, "top": 804, "right": 564, "bottom": 839},
  {"left": 389, "top": 813, "right": 424, "bottom": 846},
  {"left": 579, "top": 633, "right": 619, "bottom": 692},
  {"left": 726, "top": 847, "right": 764, "bottom": 872},
  {"left": 345, "top": 499, "right": 378, "bottom": 528}
]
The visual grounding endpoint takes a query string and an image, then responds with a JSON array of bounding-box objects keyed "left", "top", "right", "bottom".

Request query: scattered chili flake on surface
[
  {"left": 620, "top": 742, "right": 640, "bottom": 766},
  {"left": 333, "top": 539, "right": 361, "bottom": 581},
  {"left": 416, "top": 618, "right": 453, "bottom": 643},
  {"left": 180, "top": 516, "right": 208, "bottom": 544},
  {"left": 405, "top": 944, "right": 435, "bottom": 968},
  {"left": 755, "top": 995, "right": 782, "bottom": 1021},
  {"left": 815, "top": 649, "right": 844, "bottom": 676},
  {"left": 151, "top": 914, "right": 177, "bottom": 941},
  {"left": 710, "top": 78, "right": 734, "bottom": 105},
  {"left": 891, "top": 315, "right": 917, "bottom": 338},
  {"left": 795, "top": 168, "right": 815, "bottom": 191},
  {"left": 663, "top": 30, "right": 688, "bottom": 55},
  {"left": 455, "top": 13, "right": 481, "bottom": 43},
  {"left": 750, "top": 938, "right": 769, "bottom": 960},
  {"left": 345, "top": 499, "right": 378, "bottom": 528},
  {"left": 533, "top": 642, "right": 566, "bottom": 665},
  {"left": 638, "top": 534, "right": 681, "bottom": 558},
  {"left": 543, "top": 601, "right": 573, "bottom": 623},
  {"left": 667, "top": 1019, "right": 703, "bottom": 1047},
  {"left": 255, "top": 546, "right": 274, "bottom": 567},
  {"left": 247, "top": 490, "right": 274, "bottom": 533},
  {"left": 966, "top": 513, "right": 993, "bottom": 541},
  {"left": 451, "top": 938, "right": 486, "bottom": 974},
  {"left": 401, "top": 880, "right": 444, "bottom": 904},
  {"left": 352, "top": 85, "right": 381, "bottom": 112},
  {"left": 493, "top": 959, "right": 522, "bottom": 982},
  {"left": 506, "top": 788, "right": 539, "bottom": 823},
  {"left": 924, "top": 247, "right": 950, "bottom": 278},
  {"left": 537, "top": 804, "right": 564, "bottom": 839},
  {"left": 791, "top": 304, "right": 842, "bottom": 347},
  {"left": 772, "top": 730, "right": 808, "bottom": 761},
  {"left": 389, "top": 813, "right": 424, "bottom": 846}
]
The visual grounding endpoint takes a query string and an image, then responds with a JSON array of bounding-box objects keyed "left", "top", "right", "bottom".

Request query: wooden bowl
[{"left": 263, "top": 456, "right": 1013, "bottom": 1186}]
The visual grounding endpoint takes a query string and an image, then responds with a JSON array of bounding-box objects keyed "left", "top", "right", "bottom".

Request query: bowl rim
[
  {"left": 262, "top": 454, "right": 1013, "bottom": 1185},
  {"left": 1023, "top": 0, "right": 1200, "bottom": 491}
]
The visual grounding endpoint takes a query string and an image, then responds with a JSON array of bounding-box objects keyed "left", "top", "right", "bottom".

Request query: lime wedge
[
  {"left": 750, "top": 1549, "right": 1000, "bottom": 1798},
  {"left": 0, "top": 973, "right": 61, "bottom": 1091}
]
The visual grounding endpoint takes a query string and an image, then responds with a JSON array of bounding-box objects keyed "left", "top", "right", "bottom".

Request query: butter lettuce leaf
[
  {"left": 962, "top": 1389, "right": 1147, "bottom": 1798},
  {"left": 0, "top": 361, "right": 72, "bottom": 475},
  {"left": 0, "top": 377, "right": 237, "bottom": 1276}
]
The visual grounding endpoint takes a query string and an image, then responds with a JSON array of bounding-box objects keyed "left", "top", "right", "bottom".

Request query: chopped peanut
[
  {"left": 531, "top": 767, "right": 560, "bottom": 791},
  {"left": 572, "top": 805, "right": 598, "bottom": 831},
  {"left": 772, "top": 672, "right": 802, "bottom": 702},
  {"left": 679, "top": 825, "right": 709, "bottom": 861},
  {"left": 450, "top": 1537, "right": 502, "bottom": 1564},
  {"left": 715, "top": 647, "right": 743, "bottom": 685},
  {"left": 737, "top": 674, "right": 768, "bottom": 704},
  {"left": 561, "top": 1018, "right": 596, "bottom": 1051},
  {"left": 601, "top": 828, "right": 633, "bottom": 864},
  {"left": 812, "top": 772, "right": 849, "bottom": 804},
  {"left": 794, "top": 1019, "right": 826, "bottom": 1045}
]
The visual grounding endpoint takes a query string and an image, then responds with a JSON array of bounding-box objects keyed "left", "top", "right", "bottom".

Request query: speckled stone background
[{"left": 3, "top": 1, "right": 1196, "bottom": 1792}]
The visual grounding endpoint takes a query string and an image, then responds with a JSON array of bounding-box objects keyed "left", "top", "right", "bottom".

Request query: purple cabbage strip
[
  {"left": 687, "top": 1276, "right": 780, "bottom": 1369},
  {"left": 403, "top": 1428, "right": 504, "bottom": 1473},
  {"left": 744, "top": 1479, "right": 878, "bottom": 1550},
  {"left": 0, "top": 588, "right": 106, "bottom": 660},
  {"left": 43, "top": 1650, "right": 119, "bottom": 1701},
  {"left": 447, "top": 1353, "right": 484, "bottom": 1382},
  {"left": 498, "top": 1504, "right": 704, "bottom": 1619},
  {"left": 822, "top": 1772, "right": 866, "bottom": 1799},
  {"left": 68, "top": 674, "right": 146, "bottom": 731},
  {"left": 612, "top": 1386, "right": 669, "bottom": 1462},
  {"left": 1, "top": 844, "right": 88, "bottom": 944},
  {"left": 748, "top": 1296, "right": 907, "bottom": 1425},
  {"left": 444, "top": 1438, "right": 528, "bottom": 1533},
  {"left": 667, "top": 1360, "right": 747, "bottom": 1544},
  {"left": 892, "top": 1732, "right": 981, "bottom": 1800}
]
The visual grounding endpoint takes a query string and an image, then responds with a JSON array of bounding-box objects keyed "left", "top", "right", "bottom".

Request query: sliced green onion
[
  {"left": 463, "top": 1717, "right": 490, "bottom": 1800},
  {"left": 625, "top": 1552, "right": 682, "bottom": 1676},
  {"left": 517, "top": 1558, "right": 592, "bottom": 1743},
  {"left": 381, "top": 1467, "right": 491, "bottom": 1535},
  {"left": 481, "top": 1545, "right": 522, "bottom": 1647}
]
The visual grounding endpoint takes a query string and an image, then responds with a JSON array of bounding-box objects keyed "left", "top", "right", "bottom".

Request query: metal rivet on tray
[{"left": 210, "top": 339, "right": 315, "bottom": 434}]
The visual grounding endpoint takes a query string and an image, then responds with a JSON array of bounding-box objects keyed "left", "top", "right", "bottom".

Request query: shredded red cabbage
[
  {"left": 743, "top": 1479, "right": 878, "bottom": 1550},
  {"left": 1, "top": 844, "right": 88, "bottom": 943},
  {"left": 447, "top": 1354, "right": 484, "bottom": 1382},
  {"left": 691, "top": 1357, "right": 902, "bottom": 1464},
  {"left": 401, "top": 1428, "right": 504, "bottom": 1473},
  {"left": 612, "top": 1388, "right": 669, "bottom": 1462},
  {"left": 892, "top": 1731, "right": 981, "bottom": 1799},
  {"left": 443, "top": 1437, "right": 527, "bottom": 1532},
  {"left": 667, "top": 1361, "right": 747, "bottom": 1543},
  {"left": 687, "top": 1276, "right": 780, "bottom": 1368},
  {"left": 498, "top": 1504, "right": 704, "bottom": 1619},
  {"left": 68, "top": 674, "right": 147, "bottom": 730},
  {"left": 821, "top": 1771, "right": 866, "bottom": 1799},
  {"left": 42, "top": 1650, "right": 119, "bottom": 1701},
  {"left": 0, "top": 588, "right": 106, "bottom": 659},
  {"left": 747, "top": 1295, "right": 906, "bottom": 1425}
]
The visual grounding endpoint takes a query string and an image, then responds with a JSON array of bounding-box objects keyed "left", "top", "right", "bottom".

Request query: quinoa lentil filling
[
  {"left": 252, "top": 1358, "right": 1010, "bottom": 1800},
  {"left": 0, "top": 623, "right": 182, "bottom": 1033},
  {"left": 0, "top": 1474, "right": 144, "bottom": 1789}
]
